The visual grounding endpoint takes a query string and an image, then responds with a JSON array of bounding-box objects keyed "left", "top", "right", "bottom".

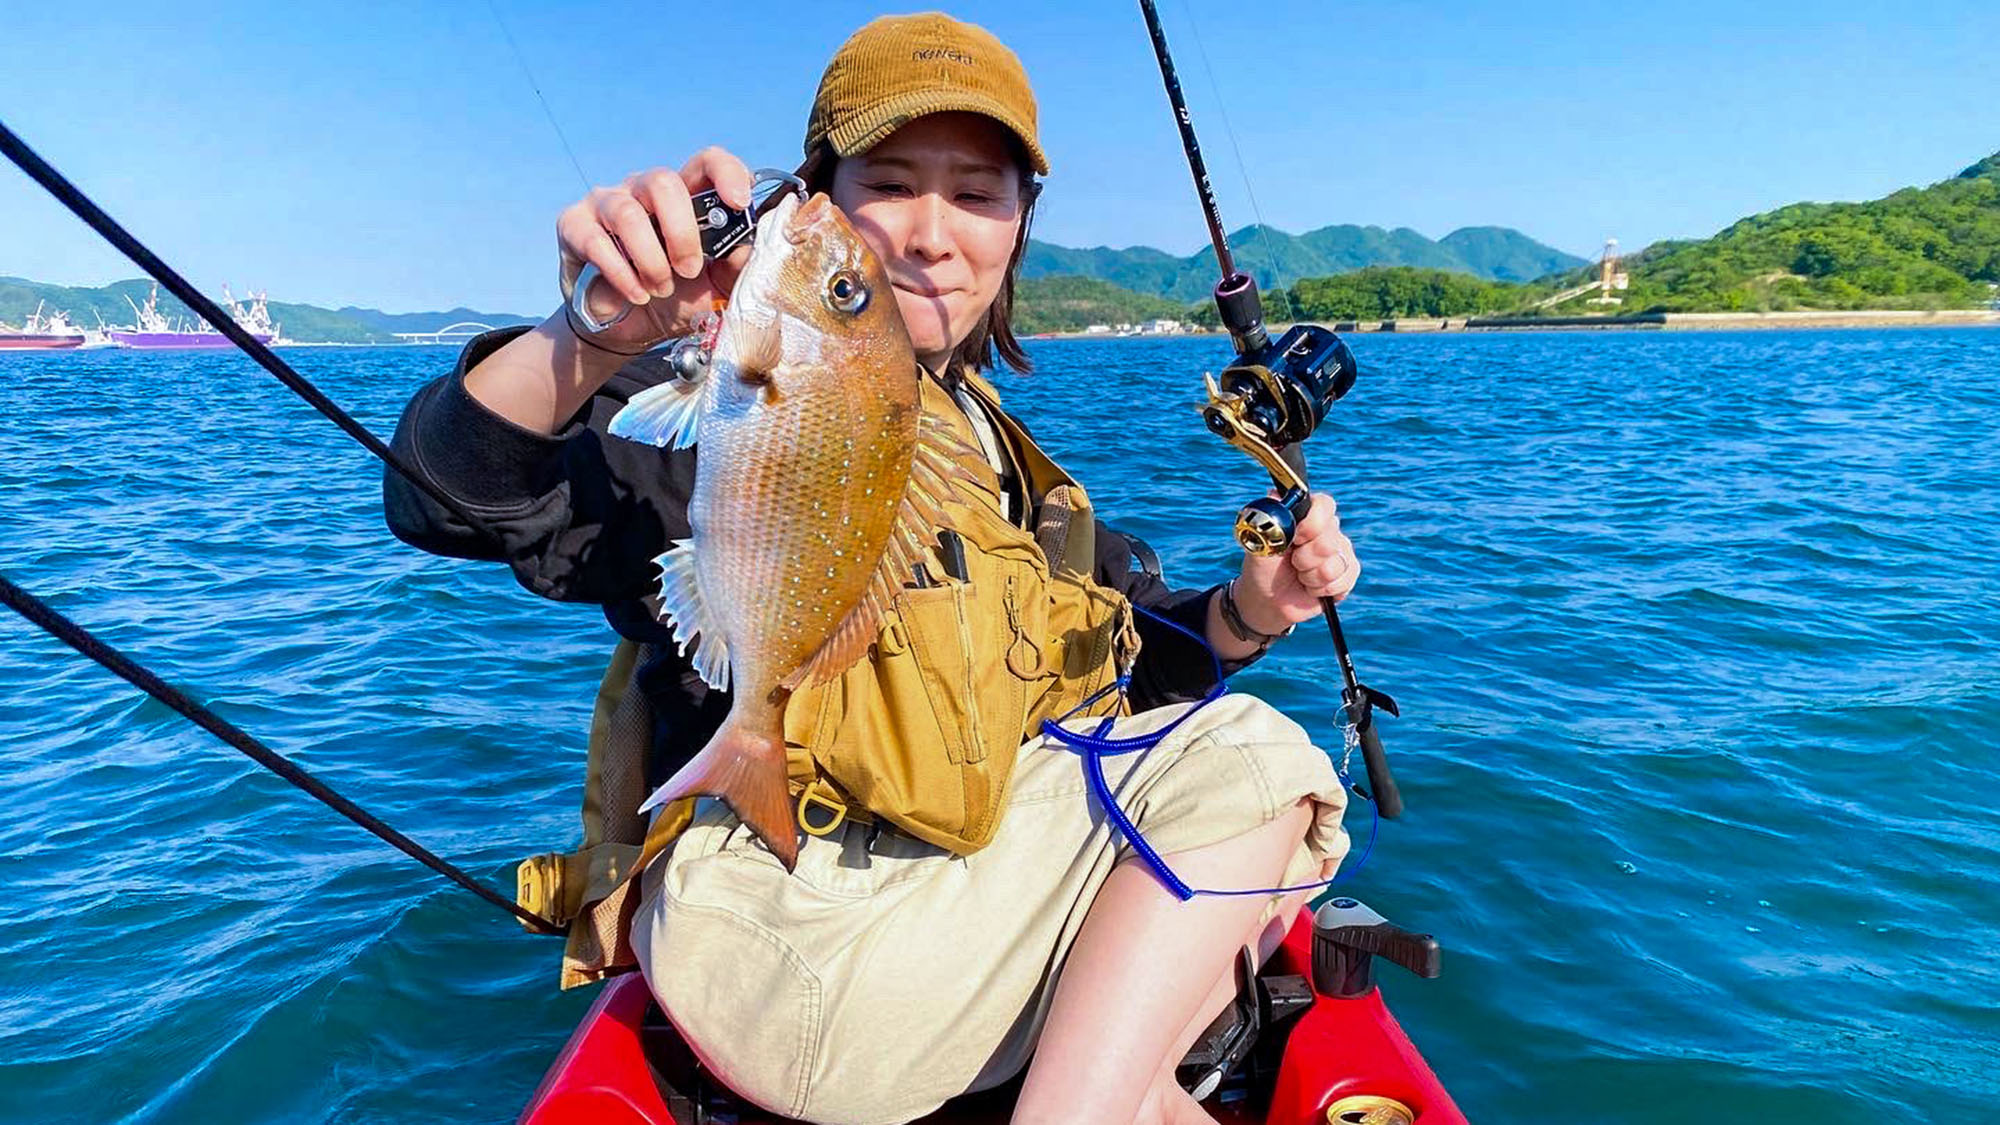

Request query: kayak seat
[{"left": 518, "top": 905, "right": 1465, "bottom": 1124}]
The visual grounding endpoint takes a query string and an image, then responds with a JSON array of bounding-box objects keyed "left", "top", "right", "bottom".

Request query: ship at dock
[
  {"left": 108, "top": 284, "right": 280, "bottom": 349},
  {"left": 0, "top": 303, "right": 88, "bottom": 350}
]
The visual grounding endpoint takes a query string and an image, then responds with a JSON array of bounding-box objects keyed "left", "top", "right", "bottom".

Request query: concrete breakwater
[
  {"left": 1341, "top": 308, "right": 2000, "bottom": 333},
  {"left": 1038, "top": 307, "right": 2000, "bottom": 341}
]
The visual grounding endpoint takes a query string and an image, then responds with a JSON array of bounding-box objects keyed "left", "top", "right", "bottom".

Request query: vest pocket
[
  {"left": 799, "top": 574, "right": 1033, "bottom": 853},
  {"left": 893, "top": 582, "right": 981, "bottom": 767}
]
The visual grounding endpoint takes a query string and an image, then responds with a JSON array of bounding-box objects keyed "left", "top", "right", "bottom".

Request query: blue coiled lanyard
[{"left": 1035, "top": 601, "right": 1378, "bottom": 902}]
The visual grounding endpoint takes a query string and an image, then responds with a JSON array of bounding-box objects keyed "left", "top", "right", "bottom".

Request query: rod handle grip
[{"left": 1358, "top": 721, "right": 1403, "bottom": 820}]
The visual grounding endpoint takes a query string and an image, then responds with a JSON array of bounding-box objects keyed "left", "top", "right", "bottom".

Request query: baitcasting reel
[{"left": 1199, "top": 274, "right": 1360, "bottom": 556}]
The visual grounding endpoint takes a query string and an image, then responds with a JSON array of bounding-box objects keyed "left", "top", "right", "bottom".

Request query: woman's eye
[
  {"left": 957, "top": 192, "right": 995, "bottom": 205},
  {"left": 865, "top": 181, "right": 911, "bottom": 197}
]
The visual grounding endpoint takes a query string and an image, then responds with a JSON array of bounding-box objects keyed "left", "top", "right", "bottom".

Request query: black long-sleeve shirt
[{"left": 383, "top": 328, "right": 1252, "bottom": 785}]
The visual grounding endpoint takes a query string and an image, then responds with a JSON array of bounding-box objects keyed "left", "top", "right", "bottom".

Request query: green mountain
[
  {"left": 1437, "top": 227, "right": 1589, "bottom": 285},
  {"left": 1543, "top": 151, "right": 2000, "bottom": 314},
  {"left": 0, "top": 277, "right": 535, "bottom": 343},
  {"left": 1023, "top": 223, "right": 1584, "bottom": 301}
]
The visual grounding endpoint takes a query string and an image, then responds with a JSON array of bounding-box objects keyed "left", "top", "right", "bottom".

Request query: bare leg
[
  {"left": 1011, "top": 801, "right": 1313, "bottom": 1125},
  {"left": 1128, "top": 888, "right": 1313, "bottom": 1124}
]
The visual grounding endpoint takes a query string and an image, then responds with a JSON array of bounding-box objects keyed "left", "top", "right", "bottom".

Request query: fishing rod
[
  {"left": 0, "top": 117, "right": 562, "bottom": 933},
  {"left": 0, "top": 571, "right": 561, "bottom": 934},
  {"left": 1136, "top": 0, "right": 1404, "bottom": 816},
  {"left": 0, "top": 118, "right": 503, "bottom": 541}
]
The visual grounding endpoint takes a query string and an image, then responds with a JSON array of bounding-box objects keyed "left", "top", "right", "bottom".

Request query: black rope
[
  {"left": 0, "top": 117, "right": 506, "bottom": 542},
  {"left": 0, "top": 569, "right": 563, "bottom": 935}
]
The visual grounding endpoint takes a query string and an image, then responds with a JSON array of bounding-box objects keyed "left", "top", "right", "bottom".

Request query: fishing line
[
  {"left": 483, "top": 0, "right": 594, "bottom": 192},
  {"left": 0, "top": 119, "right": 510, "bottom": 545},
  {"left": 1174, "top": 0, "right": 1280, "bottom": 291},
  {"left": 0, "top": 570, "right": 562, "bottom": 934}
]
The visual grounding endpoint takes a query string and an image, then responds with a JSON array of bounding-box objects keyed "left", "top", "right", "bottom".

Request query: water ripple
[{"left": 2, "top": 332, "right": 1997, "bottom": 1121}]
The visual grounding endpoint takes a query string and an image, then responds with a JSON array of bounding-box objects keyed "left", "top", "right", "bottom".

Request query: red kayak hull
[{"left": 520, "top": 913, "right": 1462, "bottom": 1124}]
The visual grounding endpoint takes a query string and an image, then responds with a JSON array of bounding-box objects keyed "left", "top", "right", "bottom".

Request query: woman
[{"left": 385, "top": 14, "right": 1360, "bottom": 1125}]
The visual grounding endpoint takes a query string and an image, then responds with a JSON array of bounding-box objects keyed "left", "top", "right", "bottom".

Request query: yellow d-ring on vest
[{"left": 797, "top": 786, "right": 849, "bottom": 837}]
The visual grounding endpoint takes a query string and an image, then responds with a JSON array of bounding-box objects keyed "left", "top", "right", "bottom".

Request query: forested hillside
[
  {"left": 1545, "top": 152, "right": 2000, "bottom": 313},
  {"left": 1012, "top": 276, "right": 1185, "bottom": 333}
]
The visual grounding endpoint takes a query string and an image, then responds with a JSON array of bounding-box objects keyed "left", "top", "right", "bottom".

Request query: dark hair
[{"left": 800, "top": 138, "right": 1040, "bottom": 376}]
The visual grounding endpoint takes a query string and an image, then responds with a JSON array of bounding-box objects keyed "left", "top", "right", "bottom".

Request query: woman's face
[{"left": 829, "top": 112, "right": 1026, "bottom": 370}]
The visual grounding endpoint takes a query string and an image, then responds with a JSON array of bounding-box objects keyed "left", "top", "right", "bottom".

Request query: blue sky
[{"left": 3, "top": 0, "right": 1995, "bottom": 314}]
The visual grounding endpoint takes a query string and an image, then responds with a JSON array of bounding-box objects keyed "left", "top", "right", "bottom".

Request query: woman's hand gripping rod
[
  {"left": 1134, "top": 0, "right": 1403, "bottom": 816},
  {"left": 1198, "top": 309, "right": 1405, "bottom": 818}
]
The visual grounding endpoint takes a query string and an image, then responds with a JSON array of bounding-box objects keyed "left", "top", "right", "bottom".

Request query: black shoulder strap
[{"left": 1120, "top": 531, "right": 1163, "bottom": 580}]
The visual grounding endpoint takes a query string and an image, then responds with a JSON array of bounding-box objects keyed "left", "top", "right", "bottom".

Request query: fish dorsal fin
[
  {"left": 652, "top": 540, "right": 731, "bottom": 692},
  {"left": 778, "top": 407, "right": 989, "bottom": 692},
  {"left": 609, "top": 375, "right": 706, "bottom": 450}
]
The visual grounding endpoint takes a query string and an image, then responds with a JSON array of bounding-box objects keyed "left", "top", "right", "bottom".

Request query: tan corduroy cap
[{"left": 805, "top": 12, "right": 1049, "bottom": 176}]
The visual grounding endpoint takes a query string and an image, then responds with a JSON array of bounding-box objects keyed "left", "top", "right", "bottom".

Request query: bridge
[{"left": 392, "top": 321, "right": 504, "bottom": 344}]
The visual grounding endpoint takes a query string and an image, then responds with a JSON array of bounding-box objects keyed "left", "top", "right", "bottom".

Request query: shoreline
[
  {"left": 1031, "top": 307, "right": 2000, "bottom": 340},
  {"left": 17, "top": 309, "right": 1992, "bottom": 350}
]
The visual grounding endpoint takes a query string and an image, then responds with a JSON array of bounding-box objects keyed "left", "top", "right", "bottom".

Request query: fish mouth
[
  {"left": 722, "top": 190, "right": 799, "bottom": 353},
  {"left": 783, "top": 192, "right": 838, "bottom": 245},
  {"left": 759, "top": 191, "right": 804, "bottom": 248},
  {"left": 737, "top": 192, "right": 801, "bottom": 295}
]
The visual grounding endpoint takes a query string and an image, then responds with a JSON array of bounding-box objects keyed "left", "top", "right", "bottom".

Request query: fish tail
[{"left": 637, "top": 721, "right": 798, "bottom": 870}]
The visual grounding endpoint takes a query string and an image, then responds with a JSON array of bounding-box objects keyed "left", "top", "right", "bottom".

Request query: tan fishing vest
[{"left": 517, "top": 369, "right": 1141, "bottom": 987}]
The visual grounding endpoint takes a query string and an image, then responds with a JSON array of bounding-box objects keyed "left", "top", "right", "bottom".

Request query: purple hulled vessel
[{"left": 108, "top": 284, "right": 279, "bottom": 349}]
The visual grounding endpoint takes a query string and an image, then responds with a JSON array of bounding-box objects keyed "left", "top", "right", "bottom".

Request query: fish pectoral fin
[
  {"left": 608, "top": 376, "right": 706, "bottom": 450},
  {"left": 727, "top": 315, "right": 785, "bottom": 386},
  {"left": 653, "top": 541, "right": 731, "bottom": 692},
  {"left": 637, "top": 724, "right": 798, "bottom": 870},
  {"left": 779, "top": 406, "right": 989, "bottom": 693}
]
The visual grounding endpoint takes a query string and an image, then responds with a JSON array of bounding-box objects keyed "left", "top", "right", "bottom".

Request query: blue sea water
[{"left": 0, "top": 328, "right": 1995, "bottom": 1123}]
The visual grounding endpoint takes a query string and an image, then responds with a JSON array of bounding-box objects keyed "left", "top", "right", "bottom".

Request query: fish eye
[{"left": 825, "top": 269, "right": 869, "bottom": 316}]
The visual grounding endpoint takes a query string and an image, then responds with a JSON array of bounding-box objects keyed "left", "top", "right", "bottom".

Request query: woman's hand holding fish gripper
[
  {"left": 556, "top": 147, "right": 758, "bottom": 354},
  {"left": 1233, "top": 492, "right": 1359, "bottom": 633}
]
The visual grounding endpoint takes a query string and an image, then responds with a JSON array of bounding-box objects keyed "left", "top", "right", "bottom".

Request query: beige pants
[{"left": 632, "top": 693, "right": 1348, "bottom": 1125}]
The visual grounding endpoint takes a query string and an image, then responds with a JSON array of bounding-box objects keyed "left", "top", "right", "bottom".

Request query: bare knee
[
  {"left": 1133, "top": 1075, "right": 1212, "bottom": 1125},
  {"left": 1260, "top": 887, "right": 1312, "bottom": 956}
]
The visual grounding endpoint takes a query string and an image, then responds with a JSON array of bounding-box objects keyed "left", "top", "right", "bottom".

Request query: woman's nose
[{"left": 906, "top": 193, "right": 953, "bottom": 262}]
